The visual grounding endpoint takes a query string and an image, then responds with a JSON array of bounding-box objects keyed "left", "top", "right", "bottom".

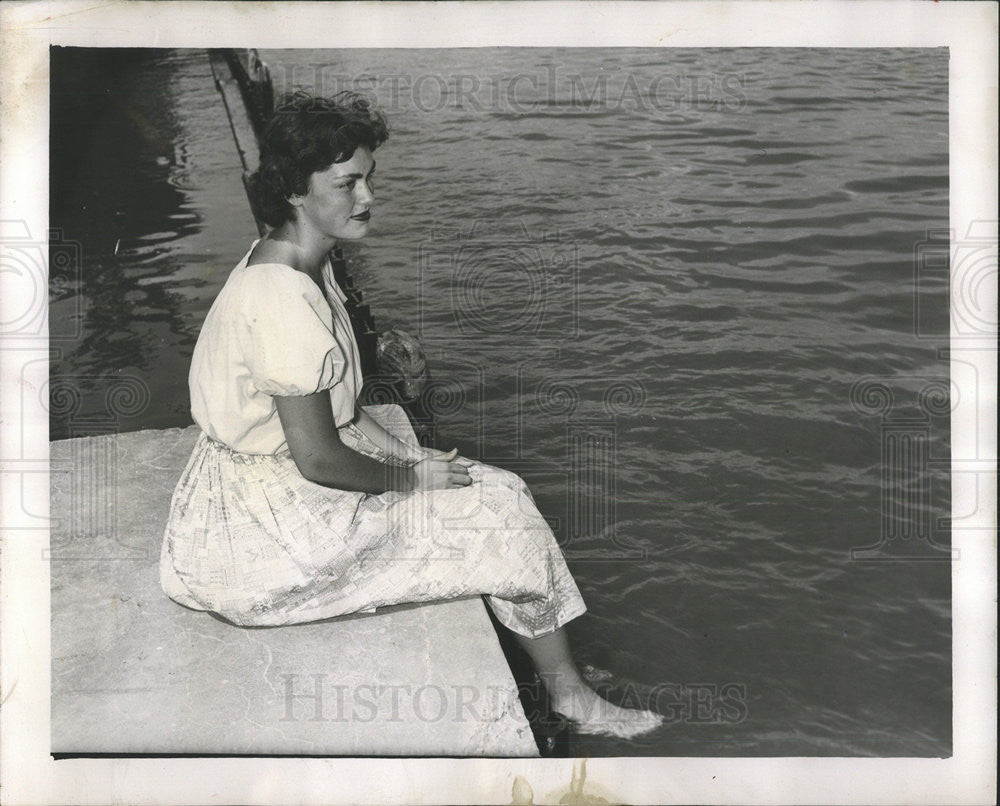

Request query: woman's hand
[
  {"left": 410, "top": 448, "right": 473, "bottom": 491},
  {"left": 422, "top": 446, "right": 474, "bottom": 466}
]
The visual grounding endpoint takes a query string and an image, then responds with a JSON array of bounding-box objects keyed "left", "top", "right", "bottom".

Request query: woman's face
[{"left": 293, "top": 146, "right": 376, "bottom": 241}]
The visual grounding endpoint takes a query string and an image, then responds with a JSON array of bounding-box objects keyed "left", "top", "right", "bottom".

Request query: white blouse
[{"left": 189, "top": 242, "right": 363, "bottom": 454}]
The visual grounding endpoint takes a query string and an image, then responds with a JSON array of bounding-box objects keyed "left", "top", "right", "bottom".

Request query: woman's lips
[{"left": 351, "top": 210, "right": 371, "bottom": 222}]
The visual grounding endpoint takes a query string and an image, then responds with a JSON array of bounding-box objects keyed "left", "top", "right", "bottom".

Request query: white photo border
[{"left": 1, "top": 1, "right": 996, "bottom": 804}]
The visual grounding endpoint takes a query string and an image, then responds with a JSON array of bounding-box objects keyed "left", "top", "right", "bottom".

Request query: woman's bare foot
[
  {"left": 510, "top": 627, "right": 663, "bottom": 739},
  {"left": 549, "top": 684, "right": 664, "bottom": 739}
]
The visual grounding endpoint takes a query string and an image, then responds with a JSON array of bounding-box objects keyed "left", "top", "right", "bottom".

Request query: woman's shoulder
[
  {"left": 202, "top": 264, "right": 328, "bottom": 338},
  {"left": 229, "top": 261, "right": 324, "bottom": 302},
  {"left": 239, "top": 260, "right": 312, "bottom": 281}
]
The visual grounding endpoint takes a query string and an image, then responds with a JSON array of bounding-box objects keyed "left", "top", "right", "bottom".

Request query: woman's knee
[{"left": 473, "top": 462, "right": 526, "bottom": 490}]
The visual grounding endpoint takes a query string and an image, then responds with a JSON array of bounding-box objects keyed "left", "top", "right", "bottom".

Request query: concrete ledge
[{"left": 51, "top": 426, "right": 538, "bottom": 756}]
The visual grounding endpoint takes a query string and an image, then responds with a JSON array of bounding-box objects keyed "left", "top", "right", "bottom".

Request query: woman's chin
[
  {"left": 334, "top": 223, "right": 371, "bottom": 240},
  {"left": 331, "top": 231, "right": 368, "bottom": 242}
]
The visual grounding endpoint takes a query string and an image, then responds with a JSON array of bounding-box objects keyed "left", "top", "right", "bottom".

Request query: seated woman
[{"left": 159, "top": 90, "right": 662, "bottom": 740}]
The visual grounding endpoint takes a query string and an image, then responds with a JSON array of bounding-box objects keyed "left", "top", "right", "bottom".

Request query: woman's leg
[
  {"left": 354, "top": 406, "right": 661, "bottom": 737},
  {"left": 511, "top": 627, "right": 664, "bottom": 738}
]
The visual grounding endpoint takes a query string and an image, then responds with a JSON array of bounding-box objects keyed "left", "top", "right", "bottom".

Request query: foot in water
[{"left": 550, "top": 685, "right": 664, "bottom": 739}]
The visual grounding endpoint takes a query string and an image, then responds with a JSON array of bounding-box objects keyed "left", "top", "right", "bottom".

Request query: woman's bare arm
[
  {"left": 352, "top": 406, "right": 424, "bottom": 463},
  {"left": 353, "top": 406, "right": 473, "bottom": 467},
  {"left": 275, "top": 393, "right": 411, "bottom": 492},
  {"left": 274, "top": 393, "right": 471, "bottom": 492}
]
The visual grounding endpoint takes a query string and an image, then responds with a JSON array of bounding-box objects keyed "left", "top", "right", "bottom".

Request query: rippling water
[{"left": 50, "top": 47, "right": 950, "bottom": 756}]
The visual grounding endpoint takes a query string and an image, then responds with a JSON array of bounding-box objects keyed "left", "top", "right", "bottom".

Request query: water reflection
[{"left": 50, "top": 48, "right": 204, "bottom": 439}]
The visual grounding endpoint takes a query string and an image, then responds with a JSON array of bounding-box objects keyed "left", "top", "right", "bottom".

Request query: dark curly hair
[{"left": 247, "top": 90, "right": 389, "bottom": 228}]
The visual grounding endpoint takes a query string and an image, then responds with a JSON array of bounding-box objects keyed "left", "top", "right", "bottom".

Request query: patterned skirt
[{"left": 159, "top": 404, "right": 586, "bottom": 637}]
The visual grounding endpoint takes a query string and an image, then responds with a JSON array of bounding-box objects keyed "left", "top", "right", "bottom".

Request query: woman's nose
[{"left": 357, "top": 180, "right": 374, "bottom": 204}]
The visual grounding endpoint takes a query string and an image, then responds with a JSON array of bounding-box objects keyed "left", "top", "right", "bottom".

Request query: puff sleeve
[{"left": 240, "top": 266, "right": 348, "bottom": 398}]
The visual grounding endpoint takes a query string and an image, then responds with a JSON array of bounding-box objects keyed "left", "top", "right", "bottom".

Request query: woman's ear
[{"left": 286, "top": 176, "right": 311, "bottom": 211}]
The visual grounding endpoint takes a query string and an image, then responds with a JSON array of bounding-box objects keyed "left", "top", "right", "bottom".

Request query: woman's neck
[{"left": 253, "top": 221, "right": 335, "bottom": 284}]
